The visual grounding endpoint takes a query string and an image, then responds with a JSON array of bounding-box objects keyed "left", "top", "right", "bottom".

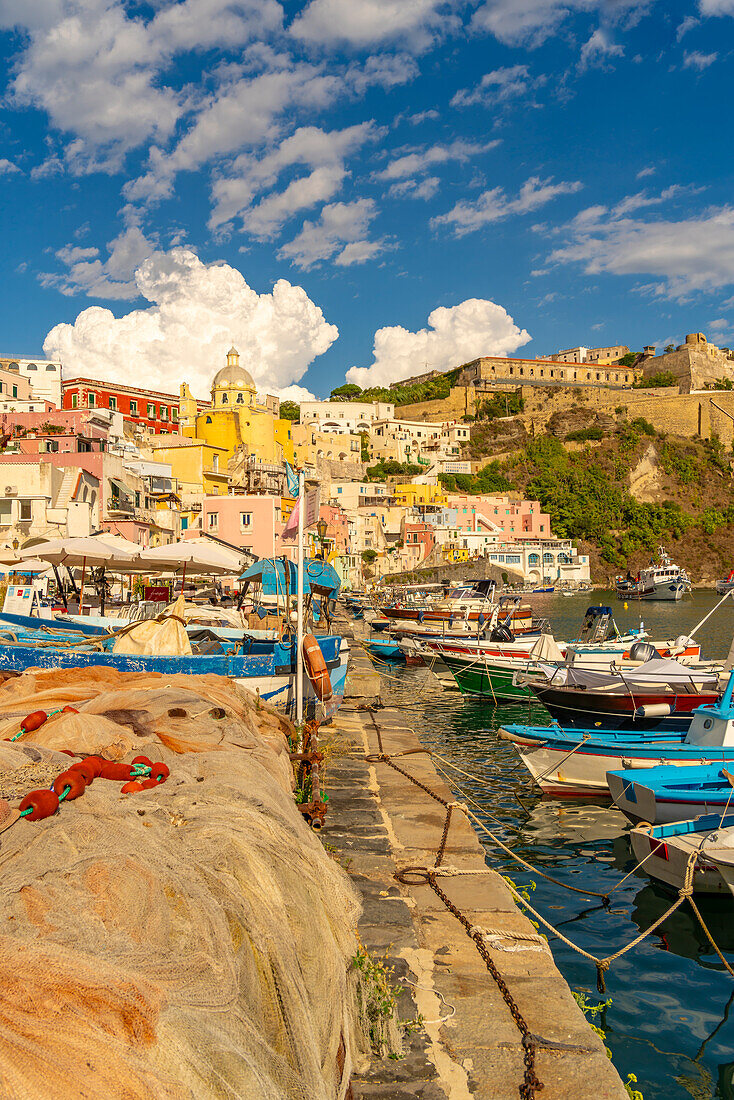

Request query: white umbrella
[
  {"left": 17, "top": 536, "right": 142, "bottom": 615},
  {"left": 0, "top": 557, "right": 53, "bottom": 574},
  {"left": 136, "top": 540, "right": 245, "bottom": 584}
]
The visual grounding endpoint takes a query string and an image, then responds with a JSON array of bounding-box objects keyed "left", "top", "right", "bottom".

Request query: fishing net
[{"left": 0, "top": 667, "right": 365, "bottom": 1099}]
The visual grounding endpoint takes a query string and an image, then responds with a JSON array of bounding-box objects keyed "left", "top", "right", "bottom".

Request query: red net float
[
  {"left": 132, "top": 755, "right": 153, "bottom": 767},
  {"left": 138, "top": 778, "right": 160, "bottom": 790},
  {"left": 76, "top": 756, "right": 105, "bottom": 778},
  {"left": 19, "top": 789, "right": 60, "bottom": 820},
  {"left": 150, "top": 763, "right": 170, "bottom": 783},
  {"left": 302, "top": 634, "right": 333, "bottom": 703},
  {"left": 121, "top": 781, "right": 144, "bottom": 794},
  {"left": 62, "top": 706, "right": 79, "bottom": 714},
  {"left": 68, "top": 761, "right": 96, "bottom": 785},
  {"left": 98, "top": 762, "right": 134, "bottom": 782},
  {"left": 20, "top": 711, "right": 47, "bottom": 733},
  {"left": 52, "top": 770, "right": 87, "bottom": 801},
  {"left": 59, "top": 750, "right": 78, "bottom": 758}
]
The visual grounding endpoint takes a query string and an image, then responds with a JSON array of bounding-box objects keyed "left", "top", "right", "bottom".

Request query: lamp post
[{"left": 316, "top": 517, "right": 328, "bottom": 558}]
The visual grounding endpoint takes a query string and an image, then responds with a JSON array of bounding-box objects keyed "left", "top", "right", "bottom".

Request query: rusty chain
[{"left": 365, "top": 708, "right": 543, "bottom": 1098}]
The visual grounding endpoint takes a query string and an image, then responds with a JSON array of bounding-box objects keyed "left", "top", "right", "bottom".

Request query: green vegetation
[
  {"left": 361, "top": 549, "right": 378, "bottom": 562},
  {"left": 572, "top": 992, "right": 643, "bottom": 1099},
  {"left": 565, "top": 426, "right": 603, "bottom": 442},
  {"left": 475, "top": 391, "right": 524, "bottom": 420},
  {"left": 634, "top": 370, "right": 676, "bottom": 389},
  {"left": 328, "top": 368, "right": 461, "bottom": 409},
  {"left": 360, "top": 431, "right": 370, "bottom": 462},
  {"left": 279, "top": 400, "right": 300, "bottom": 422},
  {"left": 366, "top": 459, "right": 423, "bottom": 480},
  {"left": 706, "top": 377, "right": 734, "bottom": 390},
  {"left": 629, "top": 417, "right": 656, "bottom": 436},
  {"left": 439, "top": 460, "right": 513, "bottom": 495},
  {"left": 329, "top": 383, "right": 362, "bottom": 399},
  {"left": 618, "top": 352, "right": 639, "bottom": 367}
]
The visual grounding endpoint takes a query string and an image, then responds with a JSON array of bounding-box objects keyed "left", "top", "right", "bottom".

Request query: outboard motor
[
  {"left": 490, "top": 624, "right": 514, "bottom": 643},
  {"left": 628, "top": 640, "right": 661, "bottom": 663}
]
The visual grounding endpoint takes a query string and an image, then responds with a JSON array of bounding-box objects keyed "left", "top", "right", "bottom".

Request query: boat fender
[
  {"left": 303, "top": 633, "right": 333, "bottom": 703},
  {"left": 635, "top": 703, "right": 673, "bottom": 718}
]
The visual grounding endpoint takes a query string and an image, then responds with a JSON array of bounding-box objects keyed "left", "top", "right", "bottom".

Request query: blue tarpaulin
[{"left": 239, "top": 558, "right": 340, "bottom": 597}]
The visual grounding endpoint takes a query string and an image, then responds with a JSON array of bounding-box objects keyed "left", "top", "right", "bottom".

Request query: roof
[{"left": 213, "top": 363, "right": 256, "bottom": 390}]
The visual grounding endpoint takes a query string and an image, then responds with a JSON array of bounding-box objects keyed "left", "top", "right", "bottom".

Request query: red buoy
[{"left": 19, "top": 789, "right": 60, "bottom": 820}]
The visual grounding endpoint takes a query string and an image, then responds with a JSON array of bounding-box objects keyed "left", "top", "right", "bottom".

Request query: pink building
[
  {"left": 446, "top": 494, "right": 551, "bottom": 541},
  {"left": 199, "top": 495, "right": 298, "bottom": 561},
  {"left": 402, "top": 520, "right": 435, "bottom": 563}
]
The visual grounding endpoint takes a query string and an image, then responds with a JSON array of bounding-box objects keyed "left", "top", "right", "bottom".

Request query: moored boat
[
  {"left": 499, "top": 670, "right": 734, "bottom": 797},
  {"left": 615, "top": 546, "right": 691, "bottom": 601},
  {"left": 608, "top": 761, "right": 734, "bottom": 824},
  {"left": 629, "top": 814, "right": 734, "bottom": 895}
]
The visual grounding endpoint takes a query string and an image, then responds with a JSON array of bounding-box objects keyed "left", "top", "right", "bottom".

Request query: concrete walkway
[{"left": 323, "top": 646, "right": 628, "bottom": 1100}]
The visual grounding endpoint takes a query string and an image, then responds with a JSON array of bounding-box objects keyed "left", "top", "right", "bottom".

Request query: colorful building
[
  {"left": 180, "top": 348, "right": 296, "bottom": 468},
  {"left": 61, "top": 378, "right": 207, "bottom": 434},
  {"left": 195, "top": 494, "right": 297, "bottom": 562}
]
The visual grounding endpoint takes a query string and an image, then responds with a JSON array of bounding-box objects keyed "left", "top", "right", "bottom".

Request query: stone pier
[{"left": 323, "top": 646, "right": 628, "bottom": 1100}]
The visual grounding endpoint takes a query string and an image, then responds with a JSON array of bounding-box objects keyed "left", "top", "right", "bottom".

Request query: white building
[
  {"left": 0, "top": 355, "right": 62, "bottom": 407},
  {"left": 300, "top": 400, "right": 394, "bottom": 434}
]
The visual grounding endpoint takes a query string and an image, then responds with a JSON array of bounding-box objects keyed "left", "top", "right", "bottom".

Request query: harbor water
[{"left": 378, "top": 590, "right": 734, "bottom": 1100}]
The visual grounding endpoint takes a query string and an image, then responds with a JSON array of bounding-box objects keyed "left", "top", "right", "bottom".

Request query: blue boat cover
[{"left": 240, "top": 557, "right": 340, "bottom": 597}]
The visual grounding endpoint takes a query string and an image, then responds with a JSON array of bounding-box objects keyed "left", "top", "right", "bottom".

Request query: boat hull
[
  {"left": 531, "top": 684, "right": 718, "bottom": 732},
  {"left": 0, "top": 637, "right": 350, "bottom": 720},
  {"left": 629, "top": 820, "right": 734, "bottom": 895}
]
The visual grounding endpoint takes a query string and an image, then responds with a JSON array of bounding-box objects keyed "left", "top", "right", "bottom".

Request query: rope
[{"left": 366, "top": 704, "right": 734, "bottom": 1009}]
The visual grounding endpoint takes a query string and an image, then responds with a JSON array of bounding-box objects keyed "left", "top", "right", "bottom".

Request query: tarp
[
  {"left": 240, "top": 558, "right": 340, "bottom": 597},
  {"left": 533, "top": 656, "right": 720, "bottom": 692},
  {"left": 112, "top": 595, "right": 192, "bottom": 656}
]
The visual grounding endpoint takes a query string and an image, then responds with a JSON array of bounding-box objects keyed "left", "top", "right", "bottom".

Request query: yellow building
[
  {"left": 181, "top": 347, "right": 296, "bottom": 467},
  {"left": 393, "top": 482, "right": 447, "bottom": 508},
  {"left": 148, "top": 439, "right": 230, "bottom": 497}
]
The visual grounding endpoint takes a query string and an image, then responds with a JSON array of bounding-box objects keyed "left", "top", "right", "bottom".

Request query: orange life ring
[{"left": 303, "top": 634, "right": 333, "bottom": 703}]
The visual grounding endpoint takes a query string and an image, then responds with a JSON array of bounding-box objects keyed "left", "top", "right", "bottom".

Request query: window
[
  {"left": 19, "top": 501, "right": 31, "bottom": 521},
  {"left": 147, "top": 403, "right": 155, "bottom": 418},
  {"left": 27, "top": 363, "right": 37, "bottom": 371},
  {"left": 12, "top": 385, "right": 17, "bottom": 398},
  {"left": 87, "top": 391, "right": 95, "bottom": 407},
  {"left": 108, "top": 396, "right": 117, "bottom": 410},
  {"left": 222, "top": 392, "right": 228, "bottom": 404},
  {"left": 46, "top": 364, "right": 56, "bottom": 371},
  {"left": 130, "top": 400, "right": 138, "bottom": 415},
  {"left": 135, "top": 491, "right": 141, "bottom": 507},
  {"left": 171, "top": 408, "right": 178, "bottom": 421},
  {"left": 236, "top": 393, "right": 243, "bottom": 404},
  {"left": 208, "top": 513, "right": 218, "bottom": 529},
  {"left": 240, "top": 512, "right": 252, "bottom": 527},
  {"left": 0, "top": 500, "right": 10, "bottom": 524},
  {"left": 205, "top": 416, "right": 212, "bottom": 424},
  {"left": 71, "top": 393, "right": 78, "bottom": 408},
  {"left": 160, "top": 407, "right": 168, "bottom": 421},
  {"left": 212, "top": 454, "right": 219, "bottom": 472}
]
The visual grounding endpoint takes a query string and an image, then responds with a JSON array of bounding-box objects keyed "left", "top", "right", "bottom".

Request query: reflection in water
[{"left": 375, "top": 593, "right": 734, "bottom": 1100}]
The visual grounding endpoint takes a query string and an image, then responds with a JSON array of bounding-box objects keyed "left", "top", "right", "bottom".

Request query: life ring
[{"left": 302, "top": 634, "right": 333, "bottom": 703}]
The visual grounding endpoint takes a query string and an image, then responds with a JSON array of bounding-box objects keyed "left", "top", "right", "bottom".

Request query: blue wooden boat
[
  {"left": 629, "top": 812, "right": 734, "bottom": 895},
  {"left": 0, "top": 629, "right": 349, "bottom": 720},
  {"left": 498, "top": 670, "right": 734, "bottom": 798},
  {"left": 366, "top": 638, "right": 404, "bottom": 661},
  {"left": 608, "top": 762, "right": 734, "bottom": 824}
]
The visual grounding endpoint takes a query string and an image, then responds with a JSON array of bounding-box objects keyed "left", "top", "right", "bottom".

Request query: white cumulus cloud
[
  {"left": 278, "top": 199, "right": 384, "bottom": 269},
  {"left": 345, "top": 298, "right": 531, "bottom": 388},
  {"left": 43, "top": 247, "right": 338, "bottom": 398}
]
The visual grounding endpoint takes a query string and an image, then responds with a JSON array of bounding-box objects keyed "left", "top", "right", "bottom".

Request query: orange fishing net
[{"left": 0, "top": 667, "right": 363, "bottom": 1099}]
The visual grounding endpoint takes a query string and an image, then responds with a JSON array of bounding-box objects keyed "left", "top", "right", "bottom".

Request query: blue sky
[{"left": 1, "top": 0, "right": 734, "bottom": 400}]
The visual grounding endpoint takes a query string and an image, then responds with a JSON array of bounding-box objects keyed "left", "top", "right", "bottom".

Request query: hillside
[{"left": 440, "top": 418, "right": 734, "bottom": 585}]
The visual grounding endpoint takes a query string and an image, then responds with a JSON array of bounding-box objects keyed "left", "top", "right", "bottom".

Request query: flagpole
[{"left": 296, "top": 469, "right": 305, "bottom": 726}]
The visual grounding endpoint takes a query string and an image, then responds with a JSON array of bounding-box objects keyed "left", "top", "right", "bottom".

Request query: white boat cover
[{"left": 531, "top": 656, "right": 720, "bottom": 692}]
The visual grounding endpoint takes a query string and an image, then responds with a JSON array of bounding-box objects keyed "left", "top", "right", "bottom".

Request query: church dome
[
  {"left": 212, "top": 346, "right": 256, "bottom": 392},
  {"left": 213, "top": 362, "right": 256, "bottom": 389}
]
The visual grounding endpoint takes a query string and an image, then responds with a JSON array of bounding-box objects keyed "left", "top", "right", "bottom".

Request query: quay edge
[{"left": 325, "top": 638, "right": 629, "bottom": 1100}]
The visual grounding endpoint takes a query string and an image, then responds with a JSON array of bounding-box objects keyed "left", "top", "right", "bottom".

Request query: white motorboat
[
  {"left": 615, "top": 546, "right": 691, "bottom": 601},
  {"left": 630, "top": 814, "right": 734, "bottom": 895}
]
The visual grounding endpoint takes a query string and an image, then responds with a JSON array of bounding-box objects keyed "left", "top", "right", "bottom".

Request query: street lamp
[{"left": 316, "top": 517, "right": 328, "bottom": 557}]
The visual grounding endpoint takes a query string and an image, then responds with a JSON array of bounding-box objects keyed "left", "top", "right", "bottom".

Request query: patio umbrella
[
  {"left": 136, "top": 540, "right": 245, "bottom": 585},
  {"left": 17, "top": 536, "right": 142, "bottom": 614}
]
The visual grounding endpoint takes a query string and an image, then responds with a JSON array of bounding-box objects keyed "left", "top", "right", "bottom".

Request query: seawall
[{"left": 326, "top": 637, "right": 628, "bottom": 1099}]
